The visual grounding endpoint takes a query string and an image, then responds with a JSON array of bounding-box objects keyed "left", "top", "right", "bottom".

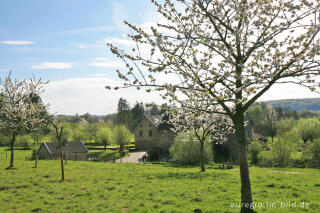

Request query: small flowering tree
[
  {"left": 171, "top": 106, "right": 233, "bottom": 171},
  {"left": 107, "top": 1, "right": 320, "bottom": 211},
  {"left": 49, "top": 116, "right": 65, "bottom": 181},
  {"left": 0, "top": 73, "right": 49, "bottom": 168}
]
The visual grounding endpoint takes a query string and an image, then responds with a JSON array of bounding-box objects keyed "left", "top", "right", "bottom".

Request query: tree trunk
[
  {"left": 34, "top": 154, "right": 38, "bottom": 168},
  {"left": 64, "top": 153, "right": 67, "bottom": 164},
  {"left": 200, "top": 141, "right": 205, "bottom": 172},
  {"left": 9, "top": 137, "right": 15, "bottom": 168},
  {"left": 234, "top": 113, "right": 253, "bottom": 213},
  {"left": 59, "top": 139, "right": 64, "bottom": 181}
]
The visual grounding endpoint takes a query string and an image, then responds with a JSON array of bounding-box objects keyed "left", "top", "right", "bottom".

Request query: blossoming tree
[
  {"left": 170, "top": 105, "right": 233, "bottom": 172},
  {"left": 107, "top": 0, "right": 320, "bottom": 212},
  {"left": 0, "top": 73, "right": 49, "bottom": 168}
]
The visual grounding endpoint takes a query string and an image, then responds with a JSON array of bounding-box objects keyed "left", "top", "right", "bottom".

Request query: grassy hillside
[
  {"left": 0, "top": 148, "right": 320, "bottom": 212},
  {"left": 263, "top": 98, "right": 320, "bottom": 111}
]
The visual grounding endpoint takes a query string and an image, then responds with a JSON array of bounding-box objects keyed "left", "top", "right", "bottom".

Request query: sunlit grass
[{"left": 0, "top": 148, "right": 319, "bottom": 212}]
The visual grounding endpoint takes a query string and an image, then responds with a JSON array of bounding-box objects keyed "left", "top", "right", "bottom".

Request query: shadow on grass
[
  {"left": 4, "top": 147, "right": 31, "bottom": 151},
  {"left": 156, "top": 162, "right": 199, "bottom": 169},
  {"left": 157, "top": 162, "right": 237, "bottom": 170},
  {"left": 154, "top": 171, "right": 212, "bottom": 180},
  {"left": 5, "top": 166, "right": 17, "bottom": 170}
]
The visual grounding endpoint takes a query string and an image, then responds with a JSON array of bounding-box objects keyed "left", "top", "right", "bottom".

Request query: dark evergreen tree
[
  {"left": 115, "top": 98, "right": 132, "bottom": 128},
  {"left": 131, "top": 102, "right": 145, "bottom": 129}
]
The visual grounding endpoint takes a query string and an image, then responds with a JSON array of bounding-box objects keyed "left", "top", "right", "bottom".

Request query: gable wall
[
  {"left": 38, "top": 144, "right": 51, "bottom": 159},
  {"left": 134, "top": 117, "right": 174, "bottom": 152}
]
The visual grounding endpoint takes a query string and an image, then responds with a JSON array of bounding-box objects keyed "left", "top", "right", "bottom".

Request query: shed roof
[{"left": 39, "top": 140, "right": 88, "bottom": 154}]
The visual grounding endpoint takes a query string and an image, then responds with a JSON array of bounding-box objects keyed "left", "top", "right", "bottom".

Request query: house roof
[
  {"left": 143, "top": 113, "right": 174, "bottom": 130},
  {"left": 157, "top": 113, "right": 174, "bottom": 130},
  {"left": 39, "top": 140, "right": 89, "bottom": 154},
  {"left": 145, "top": 114, "right": 162, "bottom": 128}
]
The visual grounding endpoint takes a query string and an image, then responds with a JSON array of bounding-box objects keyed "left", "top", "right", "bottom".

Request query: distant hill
[{"left": 262, "top": 98, "right": 320, "bottom": 112}]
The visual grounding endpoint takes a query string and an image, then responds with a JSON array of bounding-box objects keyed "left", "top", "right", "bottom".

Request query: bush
[
  {"left": 310, "top": 140, "right": 320, "bottom": 168},
  {"left": 248, "top": 140, "right": 262, "bottom": 165},
  {"left": 170, "top": 133, "right": 212, "bottom": 165},
  {"left": 113, "top": 125, "right": 132, "bottom": 152},
  {"left": 271, "top": 138, "right": 292, "bottom": 167},
  {"left": 290, "top": 158, "right": 307, "bottom": 168},
  {"left": 95, "top": 150, "right": 120, "bottom": 162},
  {"left": 302, "top": 140, "right": 320, "bottom": 168},
  {"left": 257, "top": 156, "right": 273, "bottom": 167},
  {"left": 25, "top": 148, "right": 38, "bottom": 161},
  {"left": 16, "top": 135, "right": 33, "bottom": 148}
]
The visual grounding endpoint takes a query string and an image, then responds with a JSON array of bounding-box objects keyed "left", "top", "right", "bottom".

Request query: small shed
[{"left": 37, "top": 140, "right": 89, "bottom": 161}]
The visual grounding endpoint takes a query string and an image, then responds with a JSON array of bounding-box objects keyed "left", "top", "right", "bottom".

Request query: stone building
[
  {"left": 134, "top": 114, "right": 175, "bottom": 152},
  {"left": 37, "top": 140, "right": 88, "bottom": 161},
  {"left": 214, "top": 119, "right": 253, "bottom": 163}
]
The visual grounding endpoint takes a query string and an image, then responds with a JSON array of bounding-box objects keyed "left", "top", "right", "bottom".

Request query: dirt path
[{"left": 116, "top": 151, "right": 147, "bottom": 163}]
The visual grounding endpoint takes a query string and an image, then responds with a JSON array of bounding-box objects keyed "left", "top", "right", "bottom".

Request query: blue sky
[{"left": 0, "top": 0, "right": 319, "bottom": 115}]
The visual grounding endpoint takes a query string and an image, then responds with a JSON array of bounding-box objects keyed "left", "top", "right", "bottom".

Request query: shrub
[
  {"left": 248, "top": 140, "right": 262, "bottom": 165},
  {"left": 170, "top": 133, "right": 212, "bottom": 165},
  {"left": 16, "top": 135, "right": 33, "bottom": 148},
  {"left": 113, "top": 125, "right": 132, "bottom": 152},
  {"left": 26, "top": 148, "right": 38, "bottom": 161},
  {"left": 271, "top": 138, "right": 292, "bottom": 167},
  {"left": 310, "top": 140, "right": 320, "bottom": 168},
  {"left": 290, "top": 158, "right": 307, "bottom": 168},
  {"left": 258, "top": 152, "right": 274, "bottom": 167},
  {"left": 303, "top": 140, "right": 320, "bottom": 168},
  {"left": 96, "top": 150, "right": 121, "bottom": 162}
]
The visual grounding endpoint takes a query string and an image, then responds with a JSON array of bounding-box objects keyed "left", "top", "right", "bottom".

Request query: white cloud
[
  {"left": 96, "top": 57, "right": 108, "bottom": 61},
  {"left": 0, "top": 40, "right": 34, "bottom": 45},
  {"left": 90, "top": 58, "right": 125, "bottom": 68},
  {"left": 40, "top": 77, "right": 320, "bottom": 115},
  {"left": 45, "top": 26, "right": 115, "bottom": 39},
  {"left": 112, "top": 2, "right": 128, "bottom": 29},
  {"left": 105, "top": 37, "right": 133, "bottom": 46},
  {"left": 76, "top": 44, "right": 86, "bottom": 49},
  {"left": 90, "top": 62, "right": 125, "bottom": 68},
  {"left": 89, "top": 74, "right": 110, "bottom": 77},
  {"left": 42, "top": 77, "right": 164, "bottom": 115},
  {"left": 0, "top": 69, "right": 9, "bottom": 72},
  {"left": 259, "top": 83, "right": 320, "bottom": 101},
  {"left": 32, "top": 62, "right": 73, "bottom": 69}
]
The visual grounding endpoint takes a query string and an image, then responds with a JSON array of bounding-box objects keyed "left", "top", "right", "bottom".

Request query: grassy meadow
[{"left": 0, "top": 148, "right": 320, "bottom": 213}]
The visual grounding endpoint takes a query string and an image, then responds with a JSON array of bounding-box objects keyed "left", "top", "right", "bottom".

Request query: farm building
[
  {"left": 134, "top": 114, "right": 175, "bottom": 152},
  {"left": 37, "top": 140, "right": 89, "bottom": 161},
  {"left": 213, "top": 119, "right": 253, "bottom": 163}
]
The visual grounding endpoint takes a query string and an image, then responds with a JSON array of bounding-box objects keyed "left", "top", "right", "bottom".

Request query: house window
[
  {"left": 149, "top": 130, "right": 152, "bottom": 137},
  {"left": 139, "top": 131, "right": 143, "bottom": 137}
]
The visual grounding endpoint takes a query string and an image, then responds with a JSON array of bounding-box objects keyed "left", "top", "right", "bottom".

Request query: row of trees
[{"left": 248, "top": 104, "right": 320, "bottom": 144}]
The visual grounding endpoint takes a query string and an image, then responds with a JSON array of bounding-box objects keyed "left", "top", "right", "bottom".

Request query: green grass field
[{"left": 0, "top": 148, "right": 319, "bottom": 213}]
